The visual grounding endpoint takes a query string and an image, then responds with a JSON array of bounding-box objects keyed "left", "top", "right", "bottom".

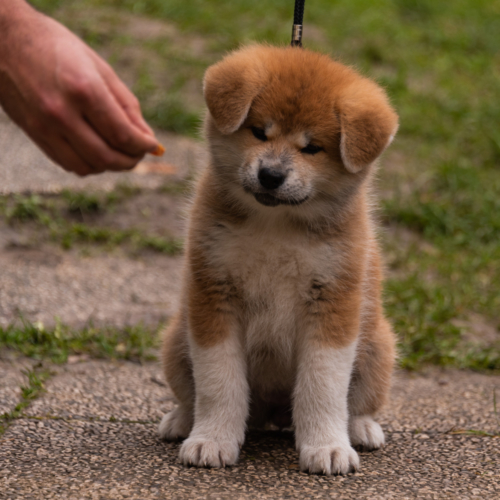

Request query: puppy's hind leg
[
  {"left": 159, "top": 311, "right": 195, "bottom": 441},
  {"left": 348, "top": 317, "right": 396, "bottom": 450}
]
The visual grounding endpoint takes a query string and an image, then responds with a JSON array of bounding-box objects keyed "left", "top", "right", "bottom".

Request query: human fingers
[
  {"left": 78, "top": 72, "right": 158, "bottom": 157},
  {"left": 64, "top": 111, "right": 145, "bottom": 172},
  {"left": 5, "top": 74, "right": 144, "bottom": 173},
  {"left": 36, "top": 134, "right": 96, "bottom": 177},
  {"left": 93, "top": 55, "right": 155, "bottom": 137}
]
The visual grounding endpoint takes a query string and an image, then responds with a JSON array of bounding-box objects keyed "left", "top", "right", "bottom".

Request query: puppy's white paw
[
  {"left": 299, "top": 443, "right": 360, "bottom": 475},
  {"left": 179, "top": 436, "right": 240, "bottom": 468},
  {"left": 158, "top": 406, "right": 193, "bottom": 441},
  {"left": 349, "top": 416, "right": 385, "bottom": 450}
]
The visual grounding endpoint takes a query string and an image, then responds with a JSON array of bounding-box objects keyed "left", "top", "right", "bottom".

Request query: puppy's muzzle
[{"left": 248, "top": 159, "right": 308, "bottom": 208}]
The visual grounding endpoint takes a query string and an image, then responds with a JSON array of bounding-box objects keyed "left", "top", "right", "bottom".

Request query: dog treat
[{"left": 150, "top": 143, "right": 166, "bottom": 156}]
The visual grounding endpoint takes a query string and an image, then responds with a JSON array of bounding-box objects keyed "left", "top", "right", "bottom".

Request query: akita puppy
[{"left": 159, "top": 45, "right": 398, "bottom": 475}]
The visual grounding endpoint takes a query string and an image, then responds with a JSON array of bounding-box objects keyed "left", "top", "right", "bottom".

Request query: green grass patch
[
  {"left": 57, "top": 223, "right": 183, "bottom": 255},
  {"left": 4, "top": 194, "right": 46, "bottom": 222},
  {"left": 384, "top": 164, "right": 500, "bottom": 247},
  {"left": 383, "top": 161, "right": 500, "bottom": 367},
  {"left": 385, "top": 274, "right": 500, "bottom": 371},
  {"left": 60, "top": 184, "right": 142, "bottom": 215},
  {"left": 62, "top": 190, "right": 103, "bottom": 214},
  {"left": 1, "top": 191, "right": 183, "bottom": 256},
  {"left": 0, "top": 320, "right": 161, "bottom": 364}
]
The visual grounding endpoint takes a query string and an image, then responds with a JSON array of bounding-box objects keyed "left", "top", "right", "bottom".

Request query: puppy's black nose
[{"left": 258, "top": 168, "right": 286, "bottom": 190}]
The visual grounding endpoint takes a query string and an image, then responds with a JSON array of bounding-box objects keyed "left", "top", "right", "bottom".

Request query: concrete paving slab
[
  {"left": 0, "top": 418, "right": 498, "bottom": 499},
  {"left": 379, "top": 368, "right": 500, "bottom": 434},
  {"left": 0, "top": 109, "right": 206, "bottom": 194},
  {"left": 26, "top": 360, "right": 174, "bottom": 422},
  {"left": 2, "top": 358, "right": 500, "bottom": 498},
  {"left": 0, "top": 248, "right": 183, "bottom": 328},
  {"left": 25, "top": 359, "right": 500, "bottom": 437}
]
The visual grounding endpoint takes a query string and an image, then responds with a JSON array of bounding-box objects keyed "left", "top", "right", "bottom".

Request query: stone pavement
[
  {"left": 1, "top": 111, "right": 500, "bottom": 499},
  {"left": 1, "top": 359, "right": 499, "bottom": 500}
]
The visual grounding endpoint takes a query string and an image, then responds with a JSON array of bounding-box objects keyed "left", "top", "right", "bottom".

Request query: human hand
[{"left": 0, "top": 1, "right": 160, "bottom": 176}]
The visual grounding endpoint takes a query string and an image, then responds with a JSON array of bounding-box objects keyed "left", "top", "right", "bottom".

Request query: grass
[
  {"left": 0, "top": 190, "right": 183, "bottom": 256},
  {"left": 62, "top": 190, "right": 103, "bottom": 214},
  {"left": 447, "top": 430, "right": 500, "bottom": 438},
  {"left": 0, "top": 365, "right": 52, "bottom": 436},
  {"left": 19, "top": 0, "right": 500, "bottom": 370},
  {"left": 0, "top": 320, "right": 161, "bottom": 364},
  {"left": 142, "top": 94, "right": 202, "bottom": 137},
  {"left": 57, "top": 223, "right": 183, "bottom": 254}
]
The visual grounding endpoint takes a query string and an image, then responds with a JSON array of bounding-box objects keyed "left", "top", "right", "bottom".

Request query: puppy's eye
[
  {"left": 301, "top": 144, "right": 324, "bottom": 155},
  {"left": 251, "top": 127, "right": 267, "bottom": 142}
]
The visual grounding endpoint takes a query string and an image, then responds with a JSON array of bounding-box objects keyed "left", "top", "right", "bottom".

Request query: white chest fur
[{"left": 203, "top": 214, "right": 343, "bottom": 393}]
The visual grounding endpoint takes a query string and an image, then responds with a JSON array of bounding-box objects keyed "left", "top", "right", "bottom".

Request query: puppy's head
[{"left": 203, "top": 45, "right": 398, "bottom": 210}]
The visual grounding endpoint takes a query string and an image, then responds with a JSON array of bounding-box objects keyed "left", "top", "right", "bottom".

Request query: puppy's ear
[
  {"left": 338, "top": 81, "right": 398, "bottom": 173},
  {"left": 203, "top": 49, "right": 266, "bottom": 134}
]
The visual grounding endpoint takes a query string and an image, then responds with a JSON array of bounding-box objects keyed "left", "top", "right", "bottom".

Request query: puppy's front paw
[
  {"left": 349, "top": 416, "right": 385, "bottom": 450},
  {"left": 158, "top": 406, "right": 193, "bottom": 441},
  {"left": 179, "top": 437, "right": 240, "bottom": 468},
  {"left": 299, "top": 444, "right": 359, "bottom": 475}
]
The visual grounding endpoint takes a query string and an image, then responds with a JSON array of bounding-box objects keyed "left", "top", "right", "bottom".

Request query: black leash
[{"left": 291, "top": 0, "right": 305, "bottom": 47}]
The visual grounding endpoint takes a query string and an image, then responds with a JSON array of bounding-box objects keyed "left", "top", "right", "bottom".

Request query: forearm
[
  {"left": 0, "top": 0, "right": 39, "bottom": 70},
  {"left": 0, "top": 0, "right": 30, "bottom": 19}
]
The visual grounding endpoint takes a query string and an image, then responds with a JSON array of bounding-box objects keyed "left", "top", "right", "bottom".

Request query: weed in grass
[
  {"left": 0, "top": 320, "right": 162, "bottom": 364},
  {"left": 62, "top": 190, "right": 103, "bottom": 214},
  {"left": 58, "top": 223, "right": 129, "bottom": 249},
  {"left": 6, "top": 195, "right": 45, "bottom": 222},
  {"left": 61, "top": 185, "right": 142, "bottom": 214},
  {"left": 20, "top": 366, "right": 50, "bottom": 401}
]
